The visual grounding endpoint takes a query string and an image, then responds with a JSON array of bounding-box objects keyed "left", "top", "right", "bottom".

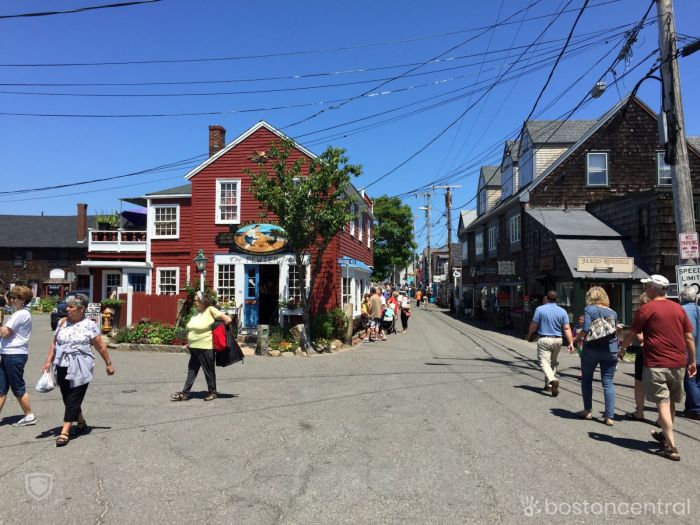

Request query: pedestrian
[
  {"left": 41, "top": 292, "right": 115, "bottom": 446},
  {"left": 572, "top": 313, "right": 585, "bottom": 380},
  {"left": 619, "top": 275, "right": 697, "bottom": 461},
  {"left": 387, "top": 291, "right": 400, "bottom": 334},
  {"left": 400, "top": 293, "right": 411, "bottom": 332},
  {"left": 572, "top": 287, "right": 619, "bottom": 425},
  {"left": 527, "top": 290, "right": 574, "bottom": 397},
  {"left": 361, "top": 293, "right": 372, "bottom": 342},
  {"left": 0, "top": 285, "right": 36, "bottom": 427},
  {"left": 624, "top": 292, "right": 650, "bottom": 422},
  {"left": 680, "top": 287, "right": 700, "bottom": 420},
  {"left": 0, "top": 294, "right": 6, "bottom": 326},
  {"left": 171, "top": 291, "right": 232, "bottom": 402},
  {"left": 368, "top": 287, "right": 384, "bottom": 342},
  {"left": 415, "top": 289, "right": 422, "bottom": 309}
]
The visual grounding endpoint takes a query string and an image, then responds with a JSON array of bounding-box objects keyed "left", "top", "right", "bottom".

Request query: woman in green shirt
[{"left": 171, "top": 292, "right": 232, "bottom": 402}]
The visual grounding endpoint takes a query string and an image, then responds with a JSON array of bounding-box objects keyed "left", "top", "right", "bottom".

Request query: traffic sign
[
  {"left": 676, "top": 264, "right": 700, "bottom": 295},
  {"left": 679, "top": 232, "right": 699, "bottom": 259}
]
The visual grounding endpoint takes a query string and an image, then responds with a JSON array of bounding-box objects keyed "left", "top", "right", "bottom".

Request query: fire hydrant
[{"left": 102, "top": 308, "right": 114, "bottom": 334}]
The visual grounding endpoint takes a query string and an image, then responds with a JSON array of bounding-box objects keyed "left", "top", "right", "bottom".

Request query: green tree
[
  {"left": 247, "top": 139, "right": 362, "bottom": 341},
  {"left": 372, "top": 195, "right": 417, "bottom": 281}
]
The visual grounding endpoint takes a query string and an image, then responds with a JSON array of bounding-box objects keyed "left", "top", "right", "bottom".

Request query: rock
[
  {"left": 302, "top": 351, "right": 308, "bottom": 357},
  {"left": 268, "top": 350, "right": 281, "bottom": 357},
  {"left": 331, "top": 339, "right": 343, "bottom": 348},
  {"left": 282, "top": 351, "right": 295, "bottom": 357},
  {"left": 295, "top": 348, "right": 303, "bottom": 356}
]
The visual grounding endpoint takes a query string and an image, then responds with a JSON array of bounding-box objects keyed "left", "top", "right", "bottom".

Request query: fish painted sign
[{"left": 231, "top": 223, "right": 289, "bottom": 254}]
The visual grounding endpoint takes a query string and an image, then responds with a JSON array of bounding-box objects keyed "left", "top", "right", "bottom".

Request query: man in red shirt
[{"left": 620, "top": 275, "right": 697, "bottom": 461}]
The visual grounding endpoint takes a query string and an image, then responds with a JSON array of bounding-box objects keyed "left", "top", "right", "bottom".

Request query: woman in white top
[{"left": 0, "top": 285, "right": 36, "bottom": 427}]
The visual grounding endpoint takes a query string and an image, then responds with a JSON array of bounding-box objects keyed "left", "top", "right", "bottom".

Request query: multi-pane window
[
  {"left": 217, "top": 265, "right": 236, "bottom": 302},
  {"left": 128, "top": 274, "right": 146, "bottom": 292},
  {"left": 657, "top": 152, "right": 672, "bottom": 186},
  {"left": 105, "top": 272, "right": 121, "bottom": 298},
  {"left": 154, "top": 206, "right": 178, "bottom": 237},
  {"left": 157, "top": 268, "right": 178, "bottom": 295},
  {"left": 358, "top": 213, "right": 363, "bottom": 241},
  {"left": 586, "top": 152, "right": 608, "bottom": 186},
  {"left": 509, "top": 215, "right": 521, "bottom": 243},
  {"left": 342, "top": 277, "right": 352, "bottom": 307},
  {"left": 216, "top": 180, "right": 240, "bottom": 223},
  {"left": 488, "top": 226, "right": 498, "bottom": 252},
  {"left": 475, "top": 233, "right": 484, "bottom": 256},
  {"left": 288, "top": 264, "right": 304, "bottom": 302}
]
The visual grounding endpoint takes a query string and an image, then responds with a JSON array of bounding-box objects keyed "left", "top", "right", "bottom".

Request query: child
[{"left": 572, "top": 314, "right": 585, "bottom": 380}]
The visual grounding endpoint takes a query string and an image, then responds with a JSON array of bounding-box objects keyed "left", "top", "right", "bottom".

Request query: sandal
[
  {"left": 56, "top": 433, "right": 70, "bottom": 447},
  {"left": 656, "top": 445, "right": 680, "bottom": 461},
  {"left": 73, "top": 420, "right": 88, "bottom": 436},
  {"left": 604, "top": 418, "right": 614, "bottom": 427},
  {"left": 624, "top": 412, "right": 645, "bottom": 421},
  {"left": 578, "top": 410, "right": 592, "bottom": 420},
  {"left": 651, "top": 431, "right": 666, "bottom": 445},
  {"left": 170, "top": 392, "right": 189, "bottom": 402}
]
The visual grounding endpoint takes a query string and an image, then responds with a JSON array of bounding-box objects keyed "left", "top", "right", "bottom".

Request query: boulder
[{"left": 268, "top": 350, "right": 281, "bottom": 357}]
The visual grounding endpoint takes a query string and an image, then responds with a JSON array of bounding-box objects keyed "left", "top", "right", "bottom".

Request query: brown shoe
[
  {"left": 549, "top": 379, "right": 560, "bottom": 397},
  {"left": 204, "top": 392, "right": 218, "bottom": 401}
]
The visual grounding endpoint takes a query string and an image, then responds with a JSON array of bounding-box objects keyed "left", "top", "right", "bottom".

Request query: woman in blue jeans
[{"left": 572, "top": 287, "right": 619, "bottom": 426}]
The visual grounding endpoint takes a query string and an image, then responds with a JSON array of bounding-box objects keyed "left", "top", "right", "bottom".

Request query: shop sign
[
  {"left": 676, "top": 264, "right": 700, "bottom": 294},
  {"left": 577, "top": 256, "right": 633, "bottom": 273},
  {"left": 679, "top": 232, "right": 699, "bottom": 260},
  {"left": 215, "top": 253, "right": 309, "bottom": 265},
  {"left": 498, "top": 261, "right": 515, "bottom": 275},
  {"left": 216, "top": 223, "right": 289, "bottom": 255}
]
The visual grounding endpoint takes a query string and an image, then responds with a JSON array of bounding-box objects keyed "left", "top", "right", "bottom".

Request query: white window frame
[
  {"left": 215, "top": 264, "right": 236, "bottom": 303},
  {"left": 586, "top": 152, "right": 608, "bottom": 186},
  {"left": 475, "top": 233, "right": 484, "bottom": 256},
  {"left": 488, "top": 226, "right": 498, "bottom": 252},
  {"left": 358, "top": 212, "right": 363, "bottom": 241},
  {"left": 103, "top": 271, "right": 122, "bottom": 300},
  {"left": 156, "top": 267, "right": 180, "bottom": 295},
  {"left": 215, "top": 179, "right": 242, "bottom": 225},
  {"left": 367, "top": 222, "right": 372, "bottom": 248},
  {"left": 349, "top": 204, "right": 357, "bottom": 237},
  {"left": 152, "top": 204, "right": 180, "bottom": 239},
  {"left": 288, "top": 264, "right": 305, "bottom": 302},
  {"left": 342, "top": 276, "right": 352, "bottom": 307},
  {"left": 657, "top": 151, "right": 672, "bottom": 186},
  {"left": 509, "top": 215, "right": 521, "bottom": 244}
]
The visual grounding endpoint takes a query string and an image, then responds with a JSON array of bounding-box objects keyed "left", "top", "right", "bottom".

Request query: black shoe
[
  {"left": 683, "top": 412, "right": 700, "bottom": 420},
  {"left": 549, "top": 380, "right": 560, "bottom": 397}
]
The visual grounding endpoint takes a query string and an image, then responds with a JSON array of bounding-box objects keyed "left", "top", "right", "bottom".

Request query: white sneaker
[{"left": 12, "top": 415, "right": 37, "bottom": 427}]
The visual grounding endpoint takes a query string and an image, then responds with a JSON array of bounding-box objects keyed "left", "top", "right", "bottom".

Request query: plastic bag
[{"left": 35, "top": 370, "right": 56, "bottom": 393}]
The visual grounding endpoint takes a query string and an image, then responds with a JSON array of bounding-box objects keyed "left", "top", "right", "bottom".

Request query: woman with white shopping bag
[
  {"left": 42, "top": 293, "right": 115, "bottom": 447},
  {"left": 0, "top": 285, "right": 37, "bottom": 427}
]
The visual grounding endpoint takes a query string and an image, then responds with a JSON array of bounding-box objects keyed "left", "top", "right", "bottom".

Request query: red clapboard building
[{"left": 79, "top": 122, "right": 374, "bottom": 330}]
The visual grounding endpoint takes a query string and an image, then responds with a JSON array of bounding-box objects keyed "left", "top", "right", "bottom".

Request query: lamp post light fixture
[{"left": 193, "top": 249, "right": 208, "bottom": 293}]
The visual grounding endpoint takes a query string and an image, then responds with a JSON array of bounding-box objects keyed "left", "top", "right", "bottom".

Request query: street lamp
[{"left": 193, "top": 249, "right": 208, "bottom": 293}]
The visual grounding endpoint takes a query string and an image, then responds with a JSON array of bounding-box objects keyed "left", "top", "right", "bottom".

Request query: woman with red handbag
[{"left": 171, "top": 291, "right": 231, "bottom": 402}]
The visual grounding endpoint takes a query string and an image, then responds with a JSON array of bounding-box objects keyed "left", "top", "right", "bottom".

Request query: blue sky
[{"left": 1, "top": 0, "right": 699, "bottom": 254}]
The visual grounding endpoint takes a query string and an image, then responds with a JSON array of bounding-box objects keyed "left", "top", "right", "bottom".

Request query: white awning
[{"left": 77, "top": 261, "right": 152, "bottom": 269}]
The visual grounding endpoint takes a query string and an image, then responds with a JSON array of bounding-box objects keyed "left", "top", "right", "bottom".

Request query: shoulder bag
[{"left": 586, "top": 306, "right": 617, "bottom": 342}]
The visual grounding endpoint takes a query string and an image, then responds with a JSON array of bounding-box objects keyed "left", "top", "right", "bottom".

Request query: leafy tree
[
  {"left": 372, "top": 195, "right": 416, "bottom": 281},
  {"left": 247, "top": 139, "right": 361, "bottom": 341}
]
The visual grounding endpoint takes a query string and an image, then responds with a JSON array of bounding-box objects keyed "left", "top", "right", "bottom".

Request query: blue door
[{"left": 243, "top": 265, "right": 259, "bottom": 328}]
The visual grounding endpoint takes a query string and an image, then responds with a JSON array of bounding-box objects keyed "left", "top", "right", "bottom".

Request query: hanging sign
[
  {"left": 220, "top": 223, "right": 289, "bottom": 254},
  {"left": 679, "top": 232, "right": 699, "bottom": 260}
]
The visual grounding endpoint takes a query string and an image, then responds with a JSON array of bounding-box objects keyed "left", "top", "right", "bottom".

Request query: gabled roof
[
  {"left": 524, "top": 119, "right": 597, "bottom": 144},
  {"left": 688, "top": 136, "right": 700, "bottom": 155},
  {"left": 145, "top": 183, "right": 192, "bottom": 197},
  {"left": 504, "top": 140, "right": 519, "bottom": 164},
  {"left": 184, "top": 121, "right": 317, "bottom": 181},
  {"left": 0, "top": 215, "right": 97, "bottom": 248},
  {"left": 458, "top": 210, "right": 477, "bottom": 232},
  {"left": 479, "top": 165, "right": 501, "bottom": 187}
]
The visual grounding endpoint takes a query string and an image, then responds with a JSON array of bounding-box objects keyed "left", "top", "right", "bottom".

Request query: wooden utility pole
[
  {"left": 419, "top": 193, "right": 431, "bottom": 288},
  {"left": 656, "top": 0, "right": 696, "bottom": 264}
]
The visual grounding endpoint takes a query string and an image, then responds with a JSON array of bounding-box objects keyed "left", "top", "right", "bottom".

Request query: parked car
[{"left": 50, "top": 289, "right": 91, "bottom": 330}]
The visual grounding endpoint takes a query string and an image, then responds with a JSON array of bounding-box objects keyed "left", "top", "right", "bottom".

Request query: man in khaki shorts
[{"left": 620, "top": 275, "right": 697, "bottom": 461}]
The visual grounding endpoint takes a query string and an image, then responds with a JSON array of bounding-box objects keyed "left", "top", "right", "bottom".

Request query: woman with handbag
[
  {"left": 171, "top": 291, "right": 231, "bottom": 402},
  {"left": 572, "top": 286, "right": 619, "bottom": 425}
]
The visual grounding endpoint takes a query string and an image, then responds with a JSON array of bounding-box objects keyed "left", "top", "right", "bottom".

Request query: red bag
[{"left": 212, "top": 322, "right": 228, "bottom": 352}]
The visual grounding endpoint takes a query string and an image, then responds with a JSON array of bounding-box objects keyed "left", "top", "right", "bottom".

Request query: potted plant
[
  {"left": 95, "top": 211, "right": 121, "bottom": 231},
  {"left": 101, "top": 298, "right": 124, "bottom": 329}
]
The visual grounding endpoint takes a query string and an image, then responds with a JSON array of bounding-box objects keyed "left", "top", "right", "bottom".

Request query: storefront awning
[
  {"left": 77, "top": 261, "right": 152, "bottom": 269},
  {"left": 338, "top": 257, "right": 373, "bottom": 273},
  {"left": 556, "top": 239, "right": 649, "bottom": 280}
]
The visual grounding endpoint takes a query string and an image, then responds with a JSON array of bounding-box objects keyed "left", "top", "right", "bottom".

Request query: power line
[{"left": 0, "top": 0, "right": 160, "bottom": 20}]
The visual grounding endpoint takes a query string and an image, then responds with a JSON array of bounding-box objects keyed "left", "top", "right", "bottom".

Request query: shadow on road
[
  {"left": 513, "top": 384, "right": 550, "bottom": 396},
  {"left": 0, "top": 415, "right": 24, "bottom": 426},
  {"left": 588, "top": 431, "right": 659, "bottom": 454},
  {"left": 550, "top": 408, "right": 585, "bottom": 420}
]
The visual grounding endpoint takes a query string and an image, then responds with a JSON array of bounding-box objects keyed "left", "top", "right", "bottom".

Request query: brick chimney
[
  {"left": 209, "top": 125, "right": 226, "bottom": 157},
  {"left": 77, "top": 203, "right": 88, "bottom": 242}
]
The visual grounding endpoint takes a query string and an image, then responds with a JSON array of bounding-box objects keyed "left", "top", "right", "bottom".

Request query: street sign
[
  {"left": 453, "top": 270, "right": 461, "bottom": 278},
  {"left": 676, "top": 264, "right": 700, "bottom": 295},
  {"left": 679, "top": 232, "right": 699, "bottom": 260}
]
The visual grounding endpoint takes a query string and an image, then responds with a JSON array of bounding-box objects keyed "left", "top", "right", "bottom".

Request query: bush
[
  {"left": 34, "top": 296, "right": 58, "bottom": 313},
  {"left": 115, "top": 322, "right": 185, "bottom": 345},
  {"left": 327, "top": 308, "right": 349, "bottom": 340},
  {"left": 268, "top": 338, "right": 296, "bottom": 352},
  {"left": 312, "top": 313, "right": 334, "bottom": 339}
]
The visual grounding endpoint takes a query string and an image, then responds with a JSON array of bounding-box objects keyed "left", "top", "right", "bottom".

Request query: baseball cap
[{"left": 641, "top": 274, "right": 670, "bottom": 289}]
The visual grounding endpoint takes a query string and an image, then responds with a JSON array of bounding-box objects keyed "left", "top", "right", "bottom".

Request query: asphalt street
[{"left": 1, "top": 309, "right": 698, "bottom": 524}]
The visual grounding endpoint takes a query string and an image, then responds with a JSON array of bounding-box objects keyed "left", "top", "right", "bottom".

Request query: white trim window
[
  {"left": 509, "top": 214, "right": 521, "bottom": 244},
  {"left": 288, "top": 264, "right": 304, "bottom": 302},
  {"left": 358, "top": 212, "right": 363, "bottom": 241},
  {"left": 475, "top": 233, "right": 484, "bottom": 256},
  {"left": 349, "top": 204, "right": 357, "bottom": 236},
  {"left": 104, "top": 271, "right": 121, "bottom": 299},
  {"left": 215, "top": 179, "right": 241, "bottom": 224},
  {"left": 216, "top": 264, "right": 236, "bottom": 302},
  {"left": 657, "top": 151, "right": 672, "bottom": 186},
  {"left": 488, "top": 226, "right": 498, "bottom": 252},
  {"left": 156, "top": 267, "right": 179, "bottom": 295},
  {"left": 153, "top": 205, "right": 179, "bottom": 238},
  {"left": 342, "top": 277, "right": 352, "bottom": 307},
  {"left": 586, "top": 152, "right": 608, "bottom": 186}
]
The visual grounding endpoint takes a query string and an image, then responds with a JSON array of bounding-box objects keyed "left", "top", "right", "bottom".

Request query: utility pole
[
  {"left": 434, "top": 185, "right": 462, "bottom": 299},
  {"left": 419, "top": 193, "right": 431, "bottom": 288},
  {"left": 656, "top": 0, "right": 696, "bottom": 265}
]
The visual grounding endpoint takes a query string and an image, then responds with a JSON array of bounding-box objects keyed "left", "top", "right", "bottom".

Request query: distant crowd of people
[
  {"left": 527, "top": 275, "right": 699, "bottom": 462},
  {"left": 360, "top": 286, "right": 412, "bottom": 342}
]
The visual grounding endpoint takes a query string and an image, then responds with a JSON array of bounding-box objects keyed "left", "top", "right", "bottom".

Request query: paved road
[{"left": 1, "top": 309, "right": 697, "bottom": 524}]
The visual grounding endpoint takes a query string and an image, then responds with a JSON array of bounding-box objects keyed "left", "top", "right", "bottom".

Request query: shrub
[
  {"left": 327, "top": 308, "right": 349, "bottom": 340},
  {"left": 312, "top": 313, "right": 335, "bottom": 339},
  {"left": 115, "top": 322, "right": 185, "bottom": 345},
  {"left": 35, "top": 296, "right": 58, "bottom": 313}
]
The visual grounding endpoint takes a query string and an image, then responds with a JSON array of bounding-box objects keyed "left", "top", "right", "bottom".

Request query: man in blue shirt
[
  {"left": 528, "top": 291, "right": 574, "bottom": 397},
  {"left": 681, "top": 287, "right": 700, "bottom": 419}
]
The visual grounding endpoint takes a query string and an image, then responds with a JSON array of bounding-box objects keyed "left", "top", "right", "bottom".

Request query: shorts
[
  {"left": 371, "top": 317, "right": 382, "bottom": 329},
  {"left": 643, "top": 367, "right": 685, "bottom": 404},
  {"left": 0, "top": 354, "right": 29, "bottom": 397}
]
